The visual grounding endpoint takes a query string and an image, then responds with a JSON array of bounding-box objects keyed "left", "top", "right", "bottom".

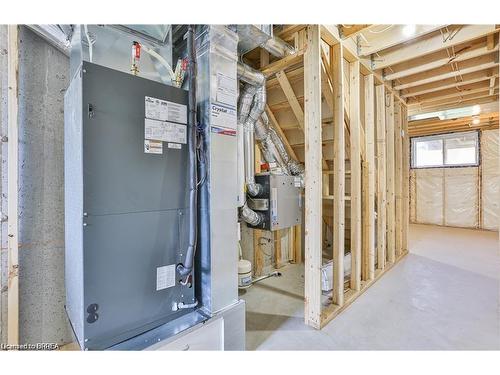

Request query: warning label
[{"left": 144, "top": 140, "right": 163, "bottom": 154}]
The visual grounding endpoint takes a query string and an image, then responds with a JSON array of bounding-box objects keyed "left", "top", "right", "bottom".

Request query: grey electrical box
[
  {"left": 247, "top": 173, "right": 302, "bottom": 231},
  {"left": 64, "top": 61, "right": 195, "bottom": 350}
]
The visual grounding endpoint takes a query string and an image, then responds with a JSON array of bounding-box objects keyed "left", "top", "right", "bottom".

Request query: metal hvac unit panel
[
  {"left": 248, "top": 174, "right": 302, "bottom": 231},
  {"left": 65, "top": 61, "right": 194, "bottom": 350}
]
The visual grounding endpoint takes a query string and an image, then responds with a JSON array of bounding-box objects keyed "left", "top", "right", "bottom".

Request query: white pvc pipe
[{"left": 141, "top": 44, "right": 176, "bottom": 83}]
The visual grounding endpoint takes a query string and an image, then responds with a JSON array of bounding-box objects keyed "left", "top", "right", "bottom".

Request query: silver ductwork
[
  {"left": 237, "top": 63, "right": 266, "bottom": 86},
  {"left": 255, "top": 113, "right": 304, "bottom": 176},
  {"left": 236, "top": 33, "right": 302, "bottom": 227},
  {"left": 261, "top": 36, "right": 296, "bottom": 58},
  {"left": 241, "top": 202, "right": 265, "bottom": 226}
]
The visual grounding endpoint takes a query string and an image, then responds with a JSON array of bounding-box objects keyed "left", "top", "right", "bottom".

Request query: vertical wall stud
[
  {"left": 363, "top": 74, "right": 375, "bottom": 280},
  {"left": 331, "top": 42, "right": 345, "bottom": 307},
  {"left": 349, "top": 60, "right": 362, "bottom": 291},
  {"left": 304, "top": 25, "right": 322, "bottom": 328},
  {"left": 385, "top": 93, "right": 396, "bottom": 263},
  {"left": 375, "top": 85, "right": 387, "bottom": 270}
]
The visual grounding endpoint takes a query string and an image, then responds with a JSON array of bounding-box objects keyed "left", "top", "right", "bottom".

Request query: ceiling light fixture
[{"left": 472, "top": 116, "right": 480, "bottom": 126}]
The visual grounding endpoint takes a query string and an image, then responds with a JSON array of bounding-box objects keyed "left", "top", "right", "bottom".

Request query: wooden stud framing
[
  {"left": 394, "top": 101, "right": 404, "bottom": 257},
  {"left": 363, "top": 74, "right": 375, "bottom": 281},
  {"left": 349, "top": 60, "right": 362, "bottom": 291},
  {"left": 7, "top": 24, "right": 19, "bottom": 346},
  {"left": 402, "top": 105, "right": 410, "bottom": 253},
  {"left": 259, "top": 25, "right": 411, "bottom": 329},
  {"left": 276, "top": 70, "right": 305, "bottom": 130},
  {"left": 375, "top": 85, "right": 387, "bottom": 270},
  {"left": 331, "top": 42, "right": 345, "bottom": 307},
  {"left": 303, "top": 25, "right": 322, "bottom": 329},
  {"left": 385, "top": 93, "right": 396, "bottom": 264}
]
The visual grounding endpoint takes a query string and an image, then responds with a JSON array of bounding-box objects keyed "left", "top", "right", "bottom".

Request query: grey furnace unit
[
  {"left": 247, "top": 173, "right": 302, "bottom": 231},
  {"left": 64, "top": 61, "right": 195, "bottom": 350}
]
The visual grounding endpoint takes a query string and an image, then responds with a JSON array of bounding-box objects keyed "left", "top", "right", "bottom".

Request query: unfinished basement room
[{"left": 0, "top": 2, "right": 499, "bottom": 373}]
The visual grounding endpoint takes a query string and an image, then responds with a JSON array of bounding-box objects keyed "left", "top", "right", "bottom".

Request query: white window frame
[{"left": 411, "top": 131, "right": 479, "bottom": 169}]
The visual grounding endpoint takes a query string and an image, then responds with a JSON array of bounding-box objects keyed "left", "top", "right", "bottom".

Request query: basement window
[{"left": 411, "top": 131, "right": 479, "bottom": 168}]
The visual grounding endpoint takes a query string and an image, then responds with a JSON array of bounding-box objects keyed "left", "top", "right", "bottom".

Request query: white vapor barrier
[
  {"left": 415, "top": 169, "right": 444, "bottom": 225},
  {"left": 481, "top": 130, "right": 499, "bottom": 230},
  {"left": 444, "top": 167, "right": 478, "bottom": 228}
]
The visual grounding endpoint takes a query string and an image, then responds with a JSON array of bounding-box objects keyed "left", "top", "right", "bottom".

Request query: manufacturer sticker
[
  {"left": 144, "top": 140, "right": 163, "bottom": 154},
  {"left": 156, "top": 264, "right": 176, "bottom": 291},
  {"left": 145, "top": 96, "right": 187, "bottom": 124},
  {"left": 145, "top": 118, "right": 187, "bottom": 144},
  {"left": 210, "top": 103, "right": 236, "bottom": 130}
]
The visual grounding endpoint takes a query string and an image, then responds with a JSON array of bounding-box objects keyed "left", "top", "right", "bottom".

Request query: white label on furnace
[
  {"left": 271, "top": 187, "right": 278, "bottom": 222},
  {"left": 294, "top": 176, "right": 302, "bottom": 187},
  {"left": 145, "top": 96, "right": 187, "bottom": 124},
  {"left": 216, "top": 72, "right": 237, "bottom": 107},
  {"left": 210, "top": 104, "right": 236, "bottom": 130},
  {"left": 145, "top": 118, "right": 187, "bottom": 144},
  {"left": 144, "top": 140, "right": 163, "bottom": 154},
  {"left": 168, "top": 142, "right": 182, "bottom": 149},
  {"left": 156, "top": 264, "right": 176, "bottom": 291}
]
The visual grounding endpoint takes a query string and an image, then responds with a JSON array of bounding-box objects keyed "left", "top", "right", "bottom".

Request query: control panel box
[{"left": 247, "top": 173, "right": 302, "bottom": 231}]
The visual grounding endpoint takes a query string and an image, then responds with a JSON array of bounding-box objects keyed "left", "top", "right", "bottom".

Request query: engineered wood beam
[
  {"left": 339, "top": 24, "right": 372, "bottom": 39},
  {"left": 372, "top": 25, "right": 498, "bottom": 70},
  {"left": 384, "top": 43, "right": 499, "bottom": 81},
  {"left": 7, "top": 24, "right": 19, "bottom": 346},
  {"left": 375, "top": 84, "right": 387, "bottom": 270},
  {"left": 362, "top": 74, "right": 376, "bottom": 281},
  {"left": 408, "top": 95, "right": 499, "bottom": 116},
  {"left": 303, "top": 25, "right": 323, "bottom": 329},
  {"left": 413, "top": 91, "right": 498, "bottom": 111},
  {"left": 486, "top": 34, "right": 495, "bottom": 50},
  {"left": 408, "top": 86, "right": 498, "bottom": 107},
  {"left": 394, "top": 61, "right": 499, "bottom": 91},
  {"left": 331, "top": 42, "right": 345, "bottom": 307},
  {"left": 385, "top": 93, "right": 396, "bottom": 264},
  {"left": 349, "top": 60, "right": 362, "bottom": 292},
  {"left": 402, "top": 70, "right": 499, "bottom": 98},
  {"left": 360, "top": 25, "right": 445, "bottom": 56}
]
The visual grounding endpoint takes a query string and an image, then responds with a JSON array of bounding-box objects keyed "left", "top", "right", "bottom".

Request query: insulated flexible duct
[
  {"left": 177, "top": 25, "right": 198, "bottom": 280},
  {"left": 261, "top": 36, "right": 296, "bottom": 58},
  {"left": 237, "top": 35, "right": 302, "bottom": 226}
]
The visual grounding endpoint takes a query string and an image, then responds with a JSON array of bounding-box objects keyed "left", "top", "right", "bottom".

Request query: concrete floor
[{"left": 241, "top": 224, "right": 500, "bottom": 350}]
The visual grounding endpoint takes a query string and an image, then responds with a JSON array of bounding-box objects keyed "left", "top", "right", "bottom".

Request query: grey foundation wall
[{"left": 0, "top": 26, "right": 72, "bottom": 345}]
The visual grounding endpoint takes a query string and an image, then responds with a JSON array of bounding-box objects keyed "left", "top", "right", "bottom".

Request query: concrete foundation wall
[{"left": 0, "top": 26, "right": 72, "bottom": 345}]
